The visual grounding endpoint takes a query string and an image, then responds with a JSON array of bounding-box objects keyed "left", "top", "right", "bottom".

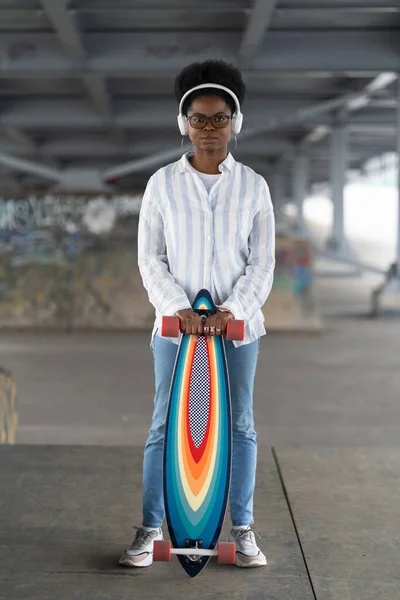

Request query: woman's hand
[
  {"left": 175, "top": 309, "right": 234, "bottom": 337},
  {"left": 175, "top": 308, "right": 204, "bottom": 335},
  {"left": 203, "top": 310, "right": 234, "bottom": 336}
]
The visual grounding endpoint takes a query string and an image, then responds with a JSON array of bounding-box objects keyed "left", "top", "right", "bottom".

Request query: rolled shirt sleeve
[
  {"left": 219, "top": 178, "right": 275, "bottom": 323},
  {"left": 137, "top": 175, "right": 192, "bottom": 316}
]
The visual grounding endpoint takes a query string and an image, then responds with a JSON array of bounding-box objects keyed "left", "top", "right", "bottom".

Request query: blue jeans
[{"left": 142, "top": 333, "right": 260, "bottom": 528}]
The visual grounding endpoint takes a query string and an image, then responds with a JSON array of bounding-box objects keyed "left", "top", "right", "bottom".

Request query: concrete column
[
  {"left": 327, "top": 112, "right": 351, "bottom": 254},
  {"left": 291, "top": 152, "right": 309, "bottom": 234},
  {"left": 369, "top": 78, "right": 400, "bottom": 313}
]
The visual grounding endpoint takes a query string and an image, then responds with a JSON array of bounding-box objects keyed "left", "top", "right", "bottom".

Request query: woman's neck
[{"left": 189, "top": 149, "right": 228, "bottom": 175}]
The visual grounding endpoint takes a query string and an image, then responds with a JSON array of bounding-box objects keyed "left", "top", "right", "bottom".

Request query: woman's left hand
[{"left": 203, "top": 310, "right": 234, "bottom": 336}]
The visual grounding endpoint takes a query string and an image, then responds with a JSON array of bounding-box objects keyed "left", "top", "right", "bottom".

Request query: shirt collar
[{"left": 178, "top": 151, "right": 235, "bottom": 174}]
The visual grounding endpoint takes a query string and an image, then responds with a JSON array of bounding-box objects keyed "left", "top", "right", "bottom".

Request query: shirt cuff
[
  {"left": 164, "top": 295, "right": 192, "bottom": 316},
  {"left": 218, "top": 302, "right": 245, "bottom": 321}
]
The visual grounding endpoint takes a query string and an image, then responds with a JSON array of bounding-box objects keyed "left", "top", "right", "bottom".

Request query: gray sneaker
[
  {"left": 229, "top": 527, "right": 267, "bottom": 567},
  {"left": 119, "top": 526, "right": 163, "bottom": 568}
]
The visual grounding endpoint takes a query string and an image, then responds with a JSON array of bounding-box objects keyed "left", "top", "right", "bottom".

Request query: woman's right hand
[{"left": 175, "top": 308, "right": 204, "bottom": 335}]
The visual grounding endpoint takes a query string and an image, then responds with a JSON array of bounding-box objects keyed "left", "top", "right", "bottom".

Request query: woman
[{"left": 119, "top": 59, "right": 275, "bottom": 569}]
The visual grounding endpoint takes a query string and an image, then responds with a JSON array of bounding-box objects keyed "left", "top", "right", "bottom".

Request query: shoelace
[
  {"left": 235, "top": 528, "right": 262, "bottom": 544},
  {"left": 131, "top": 525, "right": 158, "bottom": 549}
]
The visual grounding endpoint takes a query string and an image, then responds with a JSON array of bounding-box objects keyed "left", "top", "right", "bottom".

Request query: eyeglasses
[{"left": 187, "top": 113, "right": 233, "bottom": 129}]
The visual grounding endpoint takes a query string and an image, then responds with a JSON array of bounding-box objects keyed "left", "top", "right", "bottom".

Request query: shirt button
[{"left": 207, "top": 236, "right": 211, "bottom": 241}]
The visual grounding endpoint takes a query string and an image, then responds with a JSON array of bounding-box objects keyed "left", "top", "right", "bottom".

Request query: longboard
[{"left": 153, "top": 289, "right": 244, "bottom": 577}]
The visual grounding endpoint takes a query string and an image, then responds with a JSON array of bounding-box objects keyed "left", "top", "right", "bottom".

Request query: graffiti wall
[
  {"left": 0, "top": 193, "right": 153, "bottom": 329},
  {"left": 0, "top": 194, "right": 319, "bottom": 331}
]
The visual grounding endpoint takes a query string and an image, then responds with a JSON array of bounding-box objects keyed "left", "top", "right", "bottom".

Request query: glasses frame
[{"left": 186, "top": 113, "right": 233, "bottom": 130}]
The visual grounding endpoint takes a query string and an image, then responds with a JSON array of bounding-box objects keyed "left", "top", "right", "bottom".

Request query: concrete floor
[
  {"left": 0, "top": 446, "right": 314, "bottom": 600},
  {"left": 1, "top": 315, "right": 399, "bottom": 448},
  {"left": 277, "top": 448, "right": 400, "bottom": 600},
  {"left": 1, "top": 261, "right": 400, "bottom": 598}
]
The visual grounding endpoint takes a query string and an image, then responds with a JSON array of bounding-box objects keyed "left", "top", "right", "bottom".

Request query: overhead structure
[
  {"left": 38, "top": 0, "right": 111, "bottom": 115},
  {"left": 37, "top": 0, "right": 126, "bottom": 149},
  {"left": 239, "top": 0, "right": 278, "bottom": 61},
  {"left": 0, "top": 0, "right": 398, "bottom": 191}
]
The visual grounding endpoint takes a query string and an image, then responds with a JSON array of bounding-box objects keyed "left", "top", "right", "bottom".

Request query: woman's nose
[{"left": 203, "top": 117, "right": 216, "bottom": 130}]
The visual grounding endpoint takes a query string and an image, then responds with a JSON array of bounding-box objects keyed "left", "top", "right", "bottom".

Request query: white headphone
[{"left": 177, "top": 83, "right": 243, "bottom": 136}]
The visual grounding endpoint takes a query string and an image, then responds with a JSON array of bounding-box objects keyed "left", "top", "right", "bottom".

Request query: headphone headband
[
  {"left": 178, "top": 83, "right": 241, "bottom": 116},
  {"left": 177, "top": 83, "right": 243, "bottom": 136}
]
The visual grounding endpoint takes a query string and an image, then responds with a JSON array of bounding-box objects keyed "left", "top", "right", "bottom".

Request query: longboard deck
[{"left": 163, "top": 289, "right": 232, "bottom": 577}]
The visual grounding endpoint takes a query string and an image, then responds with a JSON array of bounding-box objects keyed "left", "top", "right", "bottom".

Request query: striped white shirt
[{"left": 138, "top": 151, "right": 275, "bottom": 348}]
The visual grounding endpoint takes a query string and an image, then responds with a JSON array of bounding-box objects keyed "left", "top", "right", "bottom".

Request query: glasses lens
[
  {"left": 212, "top": 115, "right": 230, "bottom": 128},
  {"left": 188, "top": 115, "right": 231, "bottom": 129},
  {"left": 189, "top": 115, "right": 206, "bottom": 129}
]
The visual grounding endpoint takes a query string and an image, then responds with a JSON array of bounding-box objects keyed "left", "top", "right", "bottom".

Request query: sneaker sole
[
  {"left": 119, "top": 552, "right": 153, "bottom": 568},
  {"left": 235, "top": 552, "right": 267, "bottom": 568}
]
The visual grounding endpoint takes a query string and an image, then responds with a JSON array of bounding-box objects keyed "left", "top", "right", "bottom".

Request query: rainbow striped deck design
[{"left": 163, "top": 289, "right": 232, "bottom": 577}]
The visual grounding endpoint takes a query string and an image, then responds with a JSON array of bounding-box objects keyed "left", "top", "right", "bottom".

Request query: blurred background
[{"left": 0, "top": 2, "right": 400, "bottom": 599}]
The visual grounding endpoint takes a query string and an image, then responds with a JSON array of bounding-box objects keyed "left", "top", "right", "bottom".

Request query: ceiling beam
[
  {"left": 38, "top": 0, "right": 123, "bottom": 144},
  {"left": 240, "top": 0, "right": 278, "bottom": 61},
  {"left": 302, "top": 72, "right": 397, "bottom": 146},
  {"left": 1, "top": 126, "right": 37, "bottom": 153},
  {"left": 82, "top": 74, "right": 113, "bottom": 116},
  {"left": 42, "top": 1, "right": 399, "bottom": 14},
  {"left": 79, "top": 77, "right": 128, "bottom": 149},
  {"left": 268, "top": 4, "right": 400, "bottom": 16},
  {"left": 0, "top": 31, "right": 399, "bottom": 75},
  {"left": 39, "top": 0, "right": 112, "bottom": 116},
  {"left": 0, "top": 135, "right": 295, "bottom": 158},
  {"left": 103, "top": 147, "right": 191, "bottom": 181},
  {"left": 1, "top": 2, "right": 397, "bottom": 27},
  {"left": 2, "top": 99, "right": 396, "bottom": 129},
  {"left": 346, "top": 72, "right": 397, "bottom": 110},
  {"left": 38, "top": 0, "right": 85, "bottom": 62},
  {"left": 0, "top": 125, "right": 63, "bottom": 172},
  {"left": 100, "top": 77, "right": 399, "bottom": 179},
  {"left": 0, "top": 152, "right": 61, "bottom": 181},
  {"left": 0, "top": 138, "right": 390, "bottom": 162}
]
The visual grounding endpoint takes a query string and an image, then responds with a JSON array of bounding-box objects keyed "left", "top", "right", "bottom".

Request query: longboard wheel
[
  {"left": 153, "top": 540, "right": 171, "bottom": 562},
  {"left": 216, "top": 542, "right": 236, "bottom": 565},
  {"left": 225, "top": 319, "right": 245, "bottom": 341},
  {"left": 161, "top": 316, "right": 180, "bottom": 338}
]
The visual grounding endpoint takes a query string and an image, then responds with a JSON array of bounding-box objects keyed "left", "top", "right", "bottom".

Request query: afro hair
[{"left": 175, "top": 59, "right": 246, "bottom": 116}]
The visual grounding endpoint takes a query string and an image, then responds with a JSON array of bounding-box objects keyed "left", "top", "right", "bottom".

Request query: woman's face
[{"left": 186, "top": 95, "right": 233, "bottom": 152}]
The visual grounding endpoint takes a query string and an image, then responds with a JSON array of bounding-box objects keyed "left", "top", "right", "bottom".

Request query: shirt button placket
[
  {"left": 208, "top": 217, "right": 214, "bottom": 291},
  {"left": 205, "top": 211, "right": 212, "bottom": 290}
]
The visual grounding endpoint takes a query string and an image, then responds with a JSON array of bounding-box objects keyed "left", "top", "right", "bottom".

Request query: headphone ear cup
[
  {"left": 177, "top": 115, "right": 188, "bottom": 136},
  {"left": 232, "top": 113, "right": 243, "bottom": 135}
]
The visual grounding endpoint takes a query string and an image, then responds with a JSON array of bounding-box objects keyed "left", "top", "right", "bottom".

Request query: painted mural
[
  {"left": 0, "top": 194, "right": 142, "bottom": 233},
  {"left": 0, "top": 194, "right": 318, "bottom": 331},
  {"left": 0, "top": 193, "right": 153, "bottom": 329}
]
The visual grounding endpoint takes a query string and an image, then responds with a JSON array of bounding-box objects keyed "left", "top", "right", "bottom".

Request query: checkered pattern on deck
[{"left": 188, "top": 337, "right": 211, "bottom": 448}]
